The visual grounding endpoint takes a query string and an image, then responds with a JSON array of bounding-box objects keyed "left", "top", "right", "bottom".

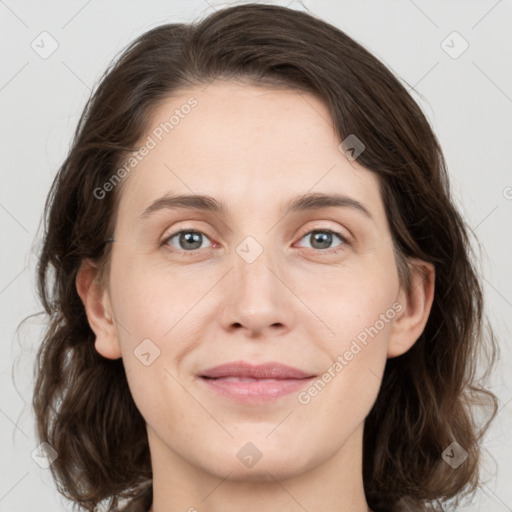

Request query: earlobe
[
  {"left": 76, "top": 259, "right": 122, "bottom": 360},
  {"left": 387, "top": 259, "right": 435, "bottom": 359}
]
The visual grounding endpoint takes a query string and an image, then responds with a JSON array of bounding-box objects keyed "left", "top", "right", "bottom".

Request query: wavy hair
[{"left": 32, "top": 3, "right": 499, "bottom": 511}]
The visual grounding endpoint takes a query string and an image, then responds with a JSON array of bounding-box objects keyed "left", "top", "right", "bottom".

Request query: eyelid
[
  {"left": 160, "top": 219, "right": 215, "bottom": 242},
  {"left": 161, "top": 219, "right": 352, "bottom": 241},
  {"left": 295, "top": 222, "right": 353, "bottom": 245}
]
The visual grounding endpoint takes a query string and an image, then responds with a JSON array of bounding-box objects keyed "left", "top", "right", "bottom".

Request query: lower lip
[{"left": 200, "top": 376, "right": 315, "bottom": 403}]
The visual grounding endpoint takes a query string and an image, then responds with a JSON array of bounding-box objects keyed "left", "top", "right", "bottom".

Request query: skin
[{"left": 77, "top": 80, "right": 434, "bottom": 512}]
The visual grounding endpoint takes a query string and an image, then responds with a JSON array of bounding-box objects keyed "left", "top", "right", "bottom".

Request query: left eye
[
  {"left": 162, "top": 228, "right": 347, "bottom": 253},
  {"left": 296, "top": 229, "right": 347, "bottom": 252}
]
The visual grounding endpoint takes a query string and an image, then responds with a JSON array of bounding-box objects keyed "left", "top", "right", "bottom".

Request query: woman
[{"left": 32, "top": 3, "right": 498, "bottom": 511}]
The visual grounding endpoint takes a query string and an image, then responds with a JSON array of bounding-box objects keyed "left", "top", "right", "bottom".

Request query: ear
[
  {"left": 76, "top": 259, "right": 122, "bottom": 360},
  {"left": 387, "top": 258, "right": 435, "bottom": 358}
]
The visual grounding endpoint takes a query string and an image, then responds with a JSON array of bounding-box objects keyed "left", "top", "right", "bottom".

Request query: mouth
[{"left": 198, "top": 361, "right": 316, "bottom": 403}]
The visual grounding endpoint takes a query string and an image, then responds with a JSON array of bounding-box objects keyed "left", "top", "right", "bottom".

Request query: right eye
[{"left": 161, "top": 229, "right": 215, "bottom": 254}]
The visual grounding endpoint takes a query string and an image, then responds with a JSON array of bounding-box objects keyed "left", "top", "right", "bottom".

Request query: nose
[{"left": 218, "top": 242, "right": 295, "bottom": 338}]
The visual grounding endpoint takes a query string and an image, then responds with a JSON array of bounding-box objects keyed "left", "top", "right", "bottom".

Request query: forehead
[{"left": 116, "top": 81, "right": 384, "bottom": 227}]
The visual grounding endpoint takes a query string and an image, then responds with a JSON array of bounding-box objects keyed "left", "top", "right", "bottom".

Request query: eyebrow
[{"left": 138, "top": 192, "right": 373, "bottom": 221}]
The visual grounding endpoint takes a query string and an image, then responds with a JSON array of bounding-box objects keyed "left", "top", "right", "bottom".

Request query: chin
[{"left": 203, "top": 446, "right": 315, "bottom": 482}]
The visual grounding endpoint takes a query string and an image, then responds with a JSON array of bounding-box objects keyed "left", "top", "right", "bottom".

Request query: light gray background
[{"left": 1, "top": 0, "right": 511, "bottom": 510}]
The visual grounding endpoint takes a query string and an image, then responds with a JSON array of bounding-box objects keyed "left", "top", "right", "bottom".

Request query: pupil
[
  {"left": 181, "top": 231, "right": 202, "bottom": 250},
  {"left": 312, "top": 231, "right": 331, "bottom": 249}
]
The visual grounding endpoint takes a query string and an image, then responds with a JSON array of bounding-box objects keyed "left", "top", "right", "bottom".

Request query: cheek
[
  {"left": 110, "top": 255, "right": 200, "bottom": 336},
  {"left": 109, "top": 260, "right": 214, "bottom": 390},
  {"left": 297, "top": 259, "right": 398, "bottom": 405},
  {"left": 299, "top": 259, "right": 400, "bottom": 346}
]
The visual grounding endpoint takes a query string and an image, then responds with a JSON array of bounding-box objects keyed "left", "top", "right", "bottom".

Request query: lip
[
  {"left": 199, "top": 361, "right": 315, "bottom": 403},
  {"left": 200, "top": 361, "right": 313, "bottom": 379}
]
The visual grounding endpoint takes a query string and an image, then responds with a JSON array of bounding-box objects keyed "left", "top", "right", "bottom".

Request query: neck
[{"left": 148, "top": 421, "right": 371, "bottom": 512}]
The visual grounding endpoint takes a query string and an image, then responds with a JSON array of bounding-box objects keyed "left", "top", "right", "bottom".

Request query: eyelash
[{"left": 160, "top": 227, "right": 350, "bottom": 256}]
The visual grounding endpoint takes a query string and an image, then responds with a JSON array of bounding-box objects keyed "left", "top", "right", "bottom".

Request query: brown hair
[{"left": 32, "top": 3, "right": 499, "bottom": 511}]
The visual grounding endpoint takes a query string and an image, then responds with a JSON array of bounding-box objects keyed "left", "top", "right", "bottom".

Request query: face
[{"left": 91, "top": 80, "right": 425, "bottom": 482}]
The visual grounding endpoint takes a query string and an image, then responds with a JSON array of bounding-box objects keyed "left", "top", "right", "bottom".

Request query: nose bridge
[
  {"left": 234, "top": 233, "right": 278, "bottom": 302},
  {"left": 221, "top": 232, "right": 293, "bottom": 334}
]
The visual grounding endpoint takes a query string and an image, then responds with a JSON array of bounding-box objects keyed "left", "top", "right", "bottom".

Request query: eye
[
  {"left": 161, "top": 227, "right": 349, "bottom": 255},
  {"left": 162, "top": 229, "right": 214, "bottom": 252},
  {"left": 295, "top": 229, "right": 348, "bottom": 253}
]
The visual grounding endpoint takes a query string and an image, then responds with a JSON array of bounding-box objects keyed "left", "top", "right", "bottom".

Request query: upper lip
[{"left": 200, "top": 361, "right": 315, "bottom": 380}]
